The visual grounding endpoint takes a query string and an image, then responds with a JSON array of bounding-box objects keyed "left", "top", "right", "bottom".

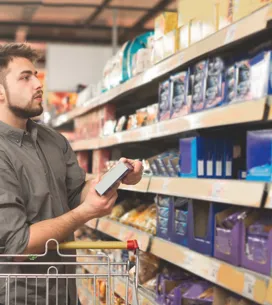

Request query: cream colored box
[
  {"left": 178, "top": 24, "right": 190, "bottom": 50},
  {"left": 216, "top": 0, "right": 234, "bottom": 30},
  {"left": 250, "top": 0, "right": 272, "bottom": 12},
  {"left": 163, "top": 29, "right": 180, "bottom": 58},
  {"left": 177, "top": 0, "right": 217, "bottom": 35},
  {"left": 154, "top": 12, "right": 178, "bottom": 40},
  {"left": 152, "top": 38, "right": 165, "bottom": 64}
]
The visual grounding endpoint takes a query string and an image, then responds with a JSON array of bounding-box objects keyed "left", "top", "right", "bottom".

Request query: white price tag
[
  {"left": 243, "top": 273, "right": 256, "bottom": 299},
  {"left": 208, "top": 261, "right": 220, "bottom": 282},
  {"left": 162, "top": 179, "right": 170, "bottom": 192},
  {"left": 224, "top": 24, "right": 236, "bottom": 45},
  {"left": 184, "top": 251, "right": 195, "bottom": 270},
  {"left": 180, "top": 52, "right": 185, "bottom": 65},
  {"left": 211, "top": 181, "right": 224, "bottom": 200}
]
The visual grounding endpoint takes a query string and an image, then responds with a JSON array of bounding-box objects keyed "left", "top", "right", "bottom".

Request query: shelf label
[
  {"left": 183, "top": 250, "right": 195, "bottom": 271},
  {"left": 208, "top": 261, "right": 220, "bottom": 282},
  {"left": 211, "top": 181, "right": 224, "bottom": 200},
  {"left": 162, "top": 179, "right": 170, "bottom": 193},
  {"left": 243, "top": 273, "right": 256, "bottom": 300},
  {"left": 180, "top": 52, "right": 185, "bottom": 65},
  {"left": 224, "top": 24, "right": 236, "bottom": 45}
]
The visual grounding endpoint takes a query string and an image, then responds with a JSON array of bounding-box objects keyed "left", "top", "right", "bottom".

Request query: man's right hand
[{"left": 77, "top": 175, "right": 119, "bottom": 222}]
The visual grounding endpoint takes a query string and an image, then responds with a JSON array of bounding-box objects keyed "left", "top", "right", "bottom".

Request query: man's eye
[{"left": 22, "top": 76, "right": 30, "bottom": 81}]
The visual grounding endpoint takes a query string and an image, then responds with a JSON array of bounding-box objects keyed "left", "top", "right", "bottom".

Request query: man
[{"left": 0, "top": 43, "right": 143, "bottom": 305}]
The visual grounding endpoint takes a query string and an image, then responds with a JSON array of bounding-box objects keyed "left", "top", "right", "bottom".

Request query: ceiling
[{"left": 0, "top": 0, "right": 176, "bottom": 45}]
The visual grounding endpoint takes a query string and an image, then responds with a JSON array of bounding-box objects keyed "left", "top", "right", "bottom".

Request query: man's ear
[{"left": 0, "top": 84, "right": 6, "bottom": 103}]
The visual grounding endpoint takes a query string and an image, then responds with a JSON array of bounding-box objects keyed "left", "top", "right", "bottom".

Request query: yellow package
[
  {"left": 163, "top": 29, "right": 180, "bottom": 58},
  {"left": 178, "top": 0, "right": 217, "bottom": 36},
  {"left": 250, "top": 0, "right": 272, "bottom": 12},
  {"left": 232, "top": 0, "right": 252, "bottom": 22},
  {"left": 154, "top": 12, "right": 178, "bottom": 40},
  {"left": 216, "top": 0, "right": 234, "bottom": 30}
]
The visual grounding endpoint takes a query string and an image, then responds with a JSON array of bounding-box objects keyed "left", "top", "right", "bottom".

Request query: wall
[{"left": 46, "top": 43, "right": 113, "bottom": 92}]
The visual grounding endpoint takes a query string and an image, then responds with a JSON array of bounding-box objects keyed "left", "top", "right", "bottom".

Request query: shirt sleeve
[
  {"left": 0, "top": 152, "right": 30, "bottom": 255},
  {"left": 62, "top": 136, "right": 86, "bottom": 210}
]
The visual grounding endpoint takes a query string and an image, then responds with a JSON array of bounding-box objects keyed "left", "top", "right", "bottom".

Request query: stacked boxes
[
  {"left": 179, "top": 136, "right": 234, "bottom": 179},
  {"left": 153, "top": 12, "right": 178, "bottom": 64},
  {"left": 246, "top": 129, "right": 272, "bottom": 181}
]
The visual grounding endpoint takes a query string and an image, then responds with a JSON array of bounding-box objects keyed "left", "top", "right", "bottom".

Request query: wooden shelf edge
[{"left": 150, "top": 237, "right": 270, "bottom": 305}]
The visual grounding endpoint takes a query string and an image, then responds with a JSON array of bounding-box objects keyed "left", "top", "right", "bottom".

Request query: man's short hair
[
  {"left": 0, "top": 43, "right": 39, "bottom": 69},
  {"left": 0, "top": 43, "right": 39, "bottom": 84}
]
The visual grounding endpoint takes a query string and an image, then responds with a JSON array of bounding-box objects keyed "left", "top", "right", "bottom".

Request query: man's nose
[{"left": 34, "top": 76, "right": 43, "bottom": 90}]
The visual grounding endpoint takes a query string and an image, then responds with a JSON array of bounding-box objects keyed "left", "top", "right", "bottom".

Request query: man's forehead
[{"left": 7, "top": 57, "right": 36, "bottom": 74}]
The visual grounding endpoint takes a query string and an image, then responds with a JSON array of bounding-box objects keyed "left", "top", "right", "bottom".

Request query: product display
[
  {"left": 46, "top": 2, "right": 272, "bottom": 304},
  {"left": 247, "top": 129, "right": 272, "bottom": 181},
  {"left": 170, "top": 70, "right": 191, "bottom": 118},
  {"left": 158, "top": 80, "right": 171, "bottom": 121}
]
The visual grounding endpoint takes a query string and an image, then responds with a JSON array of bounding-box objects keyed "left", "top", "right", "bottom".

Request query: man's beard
[{"left": 6, "top": 88, "right": 44, "bottom": 119}]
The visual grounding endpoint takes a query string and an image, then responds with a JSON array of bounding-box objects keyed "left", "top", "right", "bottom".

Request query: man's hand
[
  {"left": 79, "top": 175, "right": 119, "bottom": 221},
  {"left": 120, "top": 158, "right": 143, "bottom": 185}
]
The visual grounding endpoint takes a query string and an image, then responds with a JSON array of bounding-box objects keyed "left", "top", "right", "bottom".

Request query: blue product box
[
  {"left": 214, "top": 138, "right": 224, "bottom": 179},
  {"left": 204, "top": 57, "right": 225, "bottom": 109},
  {"left": 246, "top": 129, "right": 272, "bottom": 181},
  {"left": 224, "top": 63, "right": 236, "bottom": 104},
  {"left": 175, "top": 221, "right": 187, "bottom": 235},
  {"left": 158, "top": 80, "right": 171, "bottom": 121},
  {"left": 179, "top": 137, "right": 205, "bottom": 178},
  {"left": 170, "top": 69, "right": 192, "bottom": 118},
  {"left": 170, "top": 197, "right": 189, "bottom": 246},
  {"left": 238, "top": 170, "right": 247, "bottom": 180},
  {"left": 156, "top": 195, "right": 174, "bottom": 240},
  {"left": 191, "top": 60, "right": 207, "bottom": 113},
  {"left": 155, "top": 153, "right": 171, "bottom": 177},
  {"left": 223, "top": 139, "right": 233, "bottom": 179},
  {"left": 205, "top": 138, "right": 214, "bottom": 178},
  {"left": 175, "top": 210, "right": 188, "bottom": 222},
  {"left": 158, "top": 207, "right": 170, "bottom": 218},
  {"left": 233, "top": 59, "right": 251, "bottom": 103},
  {"left": 188, "top": 200, "right": 227, "bottom": 256}
]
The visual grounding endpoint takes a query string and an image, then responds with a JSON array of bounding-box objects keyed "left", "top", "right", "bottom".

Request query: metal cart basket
[{"left": 0, "top": 239, "right": 139, "bottom": 305}]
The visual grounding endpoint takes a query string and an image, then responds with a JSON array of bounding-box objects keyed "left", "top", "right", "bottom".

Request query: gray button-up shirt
[{"left": 0, "top": 119, "right": 86, "bottom": 305}]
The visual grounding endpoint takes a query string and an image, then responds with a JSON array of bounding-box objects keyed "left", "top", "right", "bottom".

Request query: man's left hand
[{"left": 119, "top": 158, "right": 143, "bottom": 185}]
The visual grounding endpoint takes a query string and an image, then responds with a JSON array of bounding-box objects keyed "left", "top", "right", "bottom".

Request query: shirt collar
[{"left": 0, "top": 119, "right": 38, "bottom": 147}]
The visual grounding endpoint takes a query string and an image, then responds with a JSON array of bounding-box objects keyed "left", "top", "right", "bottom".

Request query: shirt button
[{"left": 16, "top": 140, "right": 19, "bottom": 143}]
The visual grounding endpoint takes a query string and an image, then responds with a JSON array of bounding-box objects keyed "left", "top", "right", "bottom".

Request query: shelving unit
[
  {"left": 85, "top": 218, "right": 271, "bottom": 305},
  {"left": 77, "top": 249, "right": 157, "bottom": 305},
  {"left": 87, "top": 174, "right": 265, "bottom": 208},
  {"left": 52, "top": 5, "right": 272, "bottom": 129},
  {"left": 71, "top": 98, "right": 269, "bottom": 151},
  {"left": 54, "top": 4, "right": 272, "bottom": 304}
]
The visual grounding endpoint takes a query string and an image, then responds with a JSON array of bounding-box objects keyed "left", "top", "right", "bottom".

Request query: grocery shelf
[
  {"left": 150, "top": 237, "right": 270, "bottom": 305},
  {"left": 118, "top": 176, "right": 151, "bottom": 193},
  {"left": 52, "top": 5, "right": 272, "bottom": 128},
  {"left": 83, "top": 219, "right": 271, "bottom": 305},
  {"left": 78, "top": 250, "right": 157, "bottom": 305},
  {"left": 86, "top": 173, "right": 265, "bottom": 208},
  {"left": 95, "top": 218, "right": 151, "bottom": 252},
  {"left": 71, "top": 98, "right": 268, "bottom": 152},
  {"left": 148, "top": 177, "right": 265, "bottom": 207}
]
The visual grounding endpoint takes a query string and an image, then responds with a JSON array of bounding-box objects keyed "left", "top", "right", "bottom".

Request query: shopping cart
[{"left": 0, "top": 239, "right": 140, "bottom": 305}]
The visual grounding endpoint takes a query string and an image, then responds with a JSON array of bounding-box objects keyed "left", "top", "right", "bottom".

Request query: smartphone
[{"left": 95, "top": 162, "right": 133, "bottom": 196}]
